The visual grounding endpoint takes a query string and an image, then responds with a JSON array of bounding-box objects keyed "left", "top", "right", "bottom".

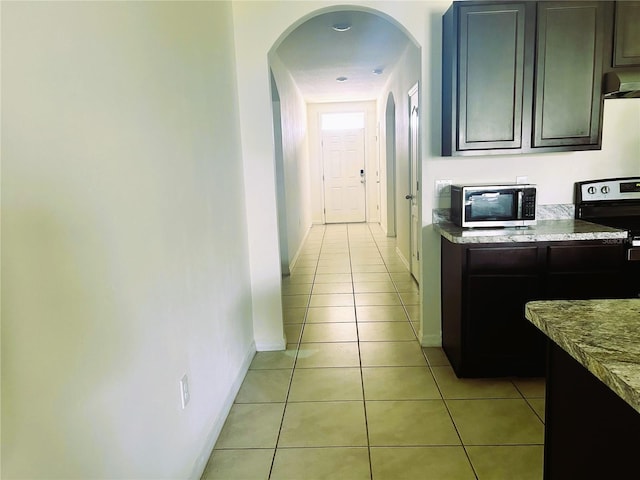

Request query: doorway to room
[{"left": 320, "top": 112, "right": 366, "bottom": 224}]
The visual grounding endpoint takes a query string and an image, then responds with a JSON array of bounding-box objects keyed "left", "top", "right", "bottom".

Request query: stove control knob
[
  {"left": 601, "top": 186, "right": 610, "bottom": 194},
  {"left": 587, "top": 186, "right": 597, "bottom": 195}
]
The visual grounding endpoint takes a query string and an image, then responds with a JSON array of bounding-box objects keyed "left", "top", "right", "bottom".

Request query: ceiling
[{"left": 275, "top": 10, "right": 412, "bottom": 103}]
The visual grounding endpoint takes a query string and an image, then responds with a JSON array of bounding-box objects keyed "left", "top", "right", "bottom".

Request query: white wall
[
  {"left": 2, "top": 2, "right": 254, "bottom": 478},
  {"left": 270, "top": 53, "right": 313, "bottom": 271}
]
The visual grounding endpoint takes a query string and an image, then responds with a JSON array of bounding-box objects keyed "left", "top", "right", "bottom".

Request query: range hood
[{"left": 604, "top": 70, "right": 640, "bottom": 98}]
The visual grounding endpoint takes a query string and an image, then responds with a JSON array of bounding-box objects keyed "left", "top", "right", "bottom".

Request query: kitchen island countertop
[
  {"left": 525, "top": 299, "right": 640, "bottom": 414},
  {"left": 434, "top": 218, "right": 628, "bottom": 244}
]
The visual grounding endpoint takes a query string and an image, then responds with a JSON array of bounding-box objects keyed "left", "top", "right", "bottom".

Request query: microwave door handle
[{"left": 517, "top": 191, "right": 523, "bottom": 218}]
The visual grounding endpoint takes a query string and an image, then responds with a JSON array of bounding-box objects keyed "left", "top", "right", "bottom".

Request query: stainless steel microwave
[{"left": 450, "top": 184, "right": 537, "bottom": 228}]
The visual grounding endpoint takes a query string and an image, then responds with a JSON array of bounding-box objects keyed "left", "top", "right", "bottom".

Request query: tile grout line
[
  {"left": 267, "top": 225, "right": 326, "bottom": 479},
  {"left": 348, "top": 224, "right": 375, "bottom": 480}
]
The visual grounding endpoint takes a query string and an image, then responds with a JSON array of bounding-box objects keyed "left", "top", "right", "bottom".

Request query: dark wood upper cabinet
[
  {"left": 613, "top": 1, "right": 640, "bottom": 67},
  {"left": 442, "top": 1, "right": 607, "bottom": 156},
  {"left": 456, "top": 3, "right": 529, "bottom": 151},
  {"left": 533, "top": 2, "right": 605, "bottom": 148}
]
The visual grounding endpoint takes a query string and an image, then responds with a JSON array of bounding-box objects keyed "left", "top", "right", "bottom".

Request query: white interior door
[
  {"left": 408, "top": 85, "right": 420, "bottom": 283},
  {"left": 322, "top": 129, "right": 366, "bottom": 223}
]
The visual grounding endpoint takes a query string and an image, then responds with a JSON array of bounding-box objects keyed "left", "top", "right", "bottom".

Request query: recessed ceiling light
[
  {"left": 372, "top": 68, "right": 384, "bottom": 75},
  {"left": 336, "top": 76, "right": 348, "bottom": 82},
  {"left": 331, "top": 23, "right": 352, "bottom": 32}
]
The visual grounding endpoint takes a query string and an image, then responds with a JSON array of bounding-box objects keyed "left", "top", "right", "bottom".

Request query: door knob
[{"left": 405, "top": 194, "right": 413, "bottom": 200}]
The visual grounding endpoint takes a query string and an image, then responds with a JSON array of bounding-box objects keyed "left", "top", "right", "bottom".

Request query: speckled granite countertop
[
  {"left": 434, "top": 219, "right": 628, "bottom": 244},
  {"left": 525, "top": 299, "right": 640, "bottom": 414}
]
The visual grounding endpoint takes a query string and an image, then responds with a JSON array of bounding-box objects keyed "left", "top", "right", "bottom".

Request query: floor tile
[
  {"left": 366, "top": 400, "right": 461, "bottom": 446},
  {"left": 282, "top": 274, "right": 314, "bottom": 285},
  {"left": 309, "top": 293, "right": 354, "bottom": 307},
  {"left": 399, "top": 291, "right": 420, "bottom": 305},
  {"left": 352, "top": 272, "right": 392, "bottom": 283},
  {"left": 357, "top": 321, "right": 416, "bottom": 341},
  {"left": 527, "top": 398, "right": 546, "bottom": 423},
  {"left": 356, "top": 305, "right": 408, "bottom": 322},
  {"left": 390, "top": 272, "right": 415, "bottom": 283},
  {"left": 202, "top": 449, "right": 274, "bottom": 480},
  {"left": 278, "top": 401, "right": 367, "bottom": 447},
  {"left": 446, "top": 399, "right": 544, "bottom": 445},
  {"left": 295, "top": 342, "right": 360, "bottom": 368},
  {"left": 313, "top": 273, "right": 352, "bottom": 283},
  {"left": 393, "top": 280, "right": 419, "bottom": 292},
  {"left": 360, "top": 341, "right": 427, "bottom": 367},
  {"left": 290, "top": 266, "right": 315, "bottom": 276},
  {"left": 270, "top": 447, "right": 370, "bottom": 480},
  {"left": 422, "top": 347, "right": 451, "bottom": 367},
  {"left": 404, "top": 304, "right": 420, "bottom": 321},
  {"left": 351, "top": 264, "right": 388, "bottom": 273},
  {"left": 301, "top": 322, "right": 358, "bottom": 342},
  {"left": 282, "top": 295, "right": 310, "bottom": 309},
  {"left": 431, "top": 366, "right": 522, "bottom": 399},
  {"left": 294, "top": 259, "right": 319, "bottom": 269},
  {"left": 353, "top": 281, "right": 396, "bottom": 293},
  {"left": 283, "top": 307, "right": 306, "bottom": 325},
  {"left": 284, "top": 324, "right": 302, "bottom": 344},
  {"left": 281, "top": 283, "right": 313, "bottom": 296},
  {"left": 305, "top": 306, "right": 355, "bottom": 323},
  {"left": 316, "top": 265, "right": 351, "bottom": 275},
  {"left": 250, "top": 348, "right": 297, "bottom": 370},
  {"left": 311, "top": 282, "right": 353, "bottom": 294},
  {"left": 234, "top": 369, "right": 292, "bottom": 403},
  {"left": 317, "top": 258, "right": 350, "bottom": 267},
  {"left": 370, "top": 446, "right": 476, "bottom": 480},
  {"left": 466, "top": 445, "right": 544, "bottom": 480},
  {"left": 362, "top": 366, "right": 441, "bottom": 400},
  {"left": 288, "top": 367, "right": 363, "bottom": 401},
  {"left": 355, "top": 292, "right": 401, "bottom": 306},
  {"left": 215, "top": 403, "right": 285, "bottom": 449},
  {"left": 513, "top": 377, "right": 546, "bottom": 398}
]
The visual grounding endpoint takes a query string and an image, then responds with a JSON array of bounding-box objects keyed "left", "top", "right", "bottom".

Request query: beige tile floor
[{"left": 202, "top": 223, "right": 545, "bottom": 479}]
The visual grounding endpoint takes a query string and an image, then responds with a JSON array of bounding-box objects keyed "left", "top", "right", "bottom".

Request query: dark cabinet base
[
  {"left": 544, "top": 342, "right": 640, "bottom": 479},
  {"left": 441, "top": 238, "right": 627, "bottom": 378}
]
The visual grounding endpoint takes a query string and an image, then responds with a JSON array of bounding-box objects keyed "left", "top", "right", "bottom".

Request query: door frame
[{"left": 408, "top": 82, "right": 421, "bottom": 283}]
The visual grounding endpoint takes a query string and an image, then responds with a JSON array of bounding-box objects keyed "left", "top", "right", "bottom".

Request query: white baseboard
[
  {"left": 288, "top": 225, "right": 312, "bottom": 272},
  {"left": 421, "top": 333, "right": 442, "bottom": 347},
  {"left": 189, "top": 341, "right": 256, "bottom": 479},
  {"left": 395, "top": 246, "right": 410, "bottom": 270}
]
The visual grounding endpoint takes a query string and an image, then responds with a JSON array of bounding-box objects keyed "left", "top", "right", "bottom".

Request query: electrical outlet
[
  {"left": 435, "top": 179, "right": 452, "bottom": 198},
  {"left": 516, "top": 176, "right": 529, "bottom": 184},
  {"left": 180, "top": 374, "right": 190, "bottom": 409}
]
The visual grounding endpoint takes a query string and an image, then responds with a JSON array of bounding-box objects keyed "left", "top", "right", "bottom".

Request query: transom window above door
[{"left": 321, "top": 112, "right": 364, "bottom": 130}]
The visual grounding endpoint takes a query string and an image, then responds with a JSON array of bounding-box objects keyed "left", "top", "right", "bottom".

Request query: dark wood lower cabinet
[
  {"left": 441, "top": 238, "right": 627, "bottom": 377},
  {"left": 544, "top": 342, "right": 640, "bottom": 479}
]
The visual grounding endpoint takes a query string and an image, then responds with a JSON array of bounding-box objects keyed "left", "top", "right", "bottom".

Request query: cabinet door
[
  {"left": 533, "top": 2, "right": 605, "bottom": 148},
  {"left": 466, "top": 274, "right": 545, "bottom": 375},
  {"left": 613, "top": 1, "right": 640, "bottom": 67},
  {"left": 457, "top": 3, "right": 529, "bottom": 151},
  {"left": 545, "top": 243, "right": 628, "bottom": 299},
  {"left": 463, "top": 246, "right": 545, "bottom": 377}
]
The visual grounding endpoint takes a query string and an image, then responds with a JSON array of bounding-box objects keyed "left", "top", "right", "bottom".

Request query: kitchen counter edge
[
  {"left": 434, "top": 218, "right": 628, "bottom": 244},
  {"left": 525, "top": 299, "right": 640, "bottom": 414}
]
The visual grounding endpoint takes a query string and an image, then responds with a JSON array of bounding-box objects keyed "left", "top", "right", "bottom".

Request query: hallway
[{"left": 203, "top": 223, "right": 545, "bottom": 479}]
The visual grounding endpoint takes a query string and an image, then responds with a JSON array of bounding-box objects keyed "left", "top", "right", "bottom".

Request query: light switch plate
[{"left": 435, "top": 179, "right": 452, "bottom": 198}]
